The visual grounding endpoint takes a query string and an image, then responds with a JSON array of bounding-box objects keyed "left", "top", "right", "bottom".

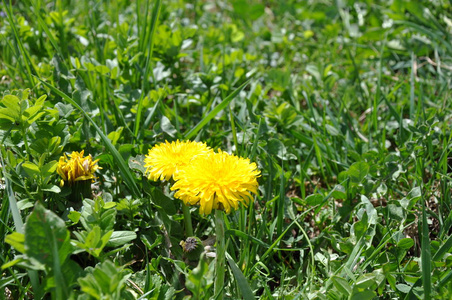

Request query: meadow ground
[{"left": 1, "top": 0, "right": 452, "bottom": 299}]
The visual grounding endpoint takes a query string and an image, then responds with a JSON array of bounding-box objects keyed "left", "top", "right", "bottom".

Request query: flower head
[
  {"left": 171, "top": 150, "right": 260, "bottom": 215},
  {"left": 144, "top": 140, "right": 212, "bottom": 181},
  {"left": 57, "top": 150, "right": 100, "bottom": 186}
]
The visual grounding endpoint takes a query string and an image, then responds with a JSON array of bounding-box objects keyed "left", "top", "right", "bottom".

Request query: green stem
[
  {"left": 21, "top": 126, "right": 31, "bottom": 160},
  {"left": 214, "top": 209, "right": 225, "bottom": 300},
  {"left": 182, "top": 203, "right": 194, "bottom": 237}
]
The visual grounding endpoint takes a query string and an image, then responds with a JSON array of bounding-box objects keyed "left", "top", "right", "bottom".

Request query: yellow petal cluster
[
  {"left": 144, "top": 140, "right": 212, "bottom": 181},
  {"left": 171, "top": 150, "right": 260, "bottom": 215},
  {"left": 57, "top": 150, "right": 100, "bottom": 186}
]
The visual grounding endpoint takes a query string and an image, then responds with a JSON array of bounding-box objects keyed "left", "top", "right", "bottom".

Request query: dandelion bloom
[
  {"left": 57, "top": 150, "right": 100, "bottom": 186},
  {"left": 171, "top": 150, "right": 260, "bottom": 215},
  {"left": 144, "top": 140, "right": 212, "bottom": 181}
]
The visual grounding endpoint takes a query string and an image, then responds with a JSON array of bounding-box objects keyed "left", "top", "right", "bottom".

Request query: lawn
[{"left": 1, "top": 0, "right": 452, "bottom": 299}]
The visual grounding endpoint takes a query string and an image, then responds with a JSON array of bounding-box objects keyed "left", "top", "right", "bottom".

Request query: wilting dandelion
[
  {"left": 57, "top": 150, "right": 100, "bottom": 186},
  {"left": 57, "top": 150, "right": 100, "bottom": 202}
]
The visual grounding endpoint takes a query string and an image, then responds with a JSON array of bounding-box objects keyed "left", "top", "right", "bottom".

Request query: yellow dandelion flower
[
  {"left": 171, "top": 150, "right": 260, "bottom": 215},
  {"left": 57, "top": 150, "right": 100, "bottom": 186},
  {"left": 144, "top": 140, "right": 212, "bottom": 181}
]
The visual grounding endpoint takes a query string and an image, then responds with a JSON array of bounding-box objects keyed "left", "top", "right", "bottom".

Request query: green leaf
[
  {"left": 0, "top": 108, "right": 17, "bottom": 122},
  {"left": 5, "top": 232, "right": 25, "bottom": 253},
  {"left": 80, "top": 198, "right": 117, "bottom": 232},
  {"left": 433, "top": 234, "right": 452, "bottom": 261},
  {"left": 107, "top": 231, "right": 137, "bottom": 248},
  {"left": 350, "top": 290, "right": 376, "bottom": 300},
  {"left": 22, "top": 162, "right": 40, "bottom": 177},
  {"left": 0, "top": 117, "right": 14, "bottom": 130},
  {"left": 348, "top": 161, "right": 369, "bottom": 184},
  {"left": 1, "top": 95, "right": 20, "bottom": 121},
  {"left": 78, "top": 260, "right": 130, "bottom": 299},
  {"left": 332, "top": 275, "right": 352, "bottom": 296},
  {"left": 41, "top": 160, "right": 58, "bottom": 177},
  {"left": 396, "top": 283, "right": 411, "bottom": 293},
  {"left": 355, "top": 273, "right": 377, "bottom": 290},
  {"left": 24, "top": 202, "right": 73, "bottom": 266},
  {"left": 397, "top": 238, "right": 414, "bottom": 250},
  {"left": 22, "top": 105, "right": 45, "bottom": 125},
  {"left": 305, "top": 194, "right": 323, "bottom": 206},
  {"left": 76, "top": 226, "right": 113, "bottom": 258},
  {"left": 67, "top": 211, "right": 81, "bottom": 224},
  {"left": 128, "top": 154, "right": 147, "bottom": 175},
  {"left": 388, "top": 204, "right": 405, "bottom": 222},
  {"left": 226, "top": 253, "right": 254, "bottom": 300},
  {"left": 331, "top": 184, "right": 346, "bottom": 199},
  {"left": 152, "top": 188, "right": 177, "bottom": 215},
  {"left": 41, "top": 184, "right": 61, "bottom": 193}
]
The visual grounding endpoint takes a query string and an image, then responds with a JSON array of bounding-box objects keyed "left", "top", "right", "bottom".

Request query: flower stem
[
  {"left": 214, "top": 209, "right": 225, "bottom": 300},
  {"left": 182, "top": 203, "right": 194, "bottom": 237}
]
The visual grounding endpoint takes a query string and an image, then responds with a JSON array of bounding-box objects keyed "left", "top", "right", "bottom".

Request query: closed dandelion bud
[{"left": 180, "top": 237, "right": 204, "bottom": 261}]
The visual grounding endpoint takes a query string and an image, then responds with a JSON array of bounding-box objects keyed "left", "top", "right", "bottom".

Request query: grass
[{"left": 1, "top": 0, "right": 452, "bottom": 299}]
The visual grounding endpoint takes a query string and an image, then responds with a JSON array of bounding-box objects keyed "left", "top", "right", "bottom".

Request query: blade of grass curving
[
  {"left": 432, "top": 233, "right": 452, "bottom": 262},
  {"left": 0, "top": 151, "right": 42, "bottom": 299},
  {"left": 226, "top": 229, "right": 270, "bottom": 248},
  {"left": 0, "top": 152, "right": 23, "bottom": 234},
  {"left": 421, "top": 193, "right": 432, "bottom": 299},
  {"left": 276, "top": 158, "right": 285, "bottom": 238},
  {"left": 250, "top": 219, "right": 298, "bottom": 274},
  {"left": 396, "top": 20, "right": 452, "bottom": 53},
  {"left": 134, "top": 0, "right": 162, "bottom": 139},
  {"left": 438, "top": 269, "right": 452, "bottom": 288},
  {"left": 248, "top": 117, "right": 262, "bottom": 161},
  {"left": 3, "top": 0, "right": 37, "bottom": 85},
  {"left": 371, "top": 33, "right": 387, "bottom": 147},
  {"left": 184, "top": 79, "right": 251, "bottom": 140},
  {"left": 410, "top": 52, "right": 416, "bottom": 120},
  {"left": 36, "top": 77, "right": 141, "bottom": 198},
  {"left": 51, "top": 227, "right": 67, "bottom": 299},
  {"left": 341, "top": 236, "right": 365, "bottom": 278},
  {"left": 142, "top": 98, "right": 161, "bottom": 131},
  {"left": 226, "top": 252, "right": 255, "bottom": 300},
  {"left": 229, "top": 107, "right": 239, "bottom": 154},
  {"left": 294, "top": 220, "right": 316, "bottom": 281}
]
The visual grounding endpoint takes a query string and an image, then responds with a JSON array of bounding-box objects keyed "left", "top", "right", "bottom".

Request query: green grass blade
[
  {"left": 276, "top": 158, "right": 285, "bottom": 238},
  {"left": 0, "top": 154, "right": 23, "bottom": 233},
  {"left": 134, "top": 0, "right": 162, "bottom": 139},
  {"left": 251, "top": 220, "right": 298, "bottom": 273},
  {"left": 421, "top": 194, "right": 432, "bottom": 299},
  {"left": 36, "top": 77, "right": 141, "bottom": 198},
  {"left": 226, "top": 252, "right": 255, "bottom": 300},
  {"left": 3, "top": 0, "right": 37, "bottom": 85},
  {"left": 432, "top": 232, "right": 452, "bottom": 261},
  {"left": 184, "top": 79, "right": 251, "bottom": 140}
]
